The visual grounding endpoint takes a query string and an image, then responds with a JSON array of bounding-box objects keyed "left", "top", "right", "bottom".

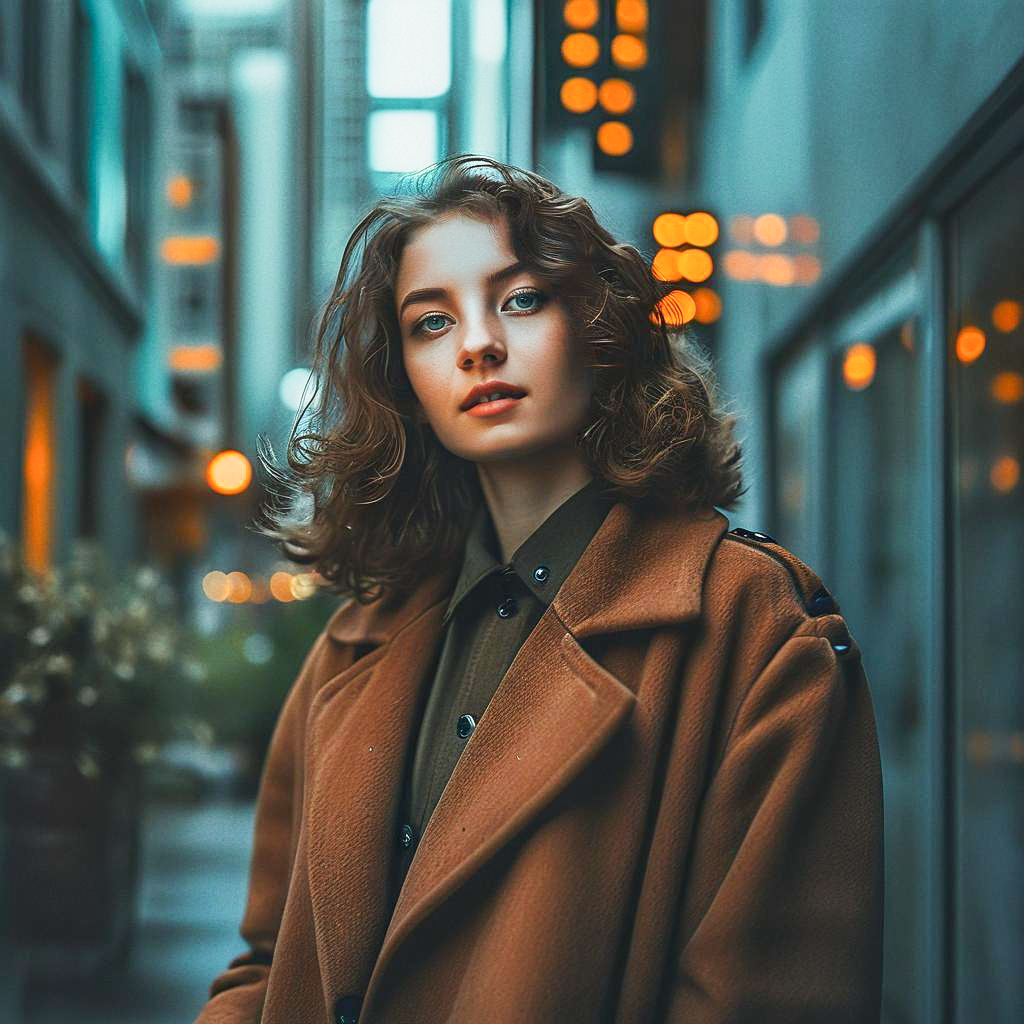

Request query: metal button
[
  {"left": 806, "top": 585, "right": 838, "bottom": 616},
  {"left": 533, "top": 565, "right": 550, "bottom": 583},
  {"left": 497, "top": 598, "right": 517, "bottom": 618},
  {"left": 456, "top": 713, "right": 477, "bottom": 738},
  {"left": 398, "top": 823, "right": 416, "bottom": 849}
]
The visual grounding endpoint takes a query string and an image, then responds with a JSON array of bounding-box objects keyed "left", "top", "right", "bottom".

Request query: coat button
[
  {"left": 398, "top": 823, "right": 416, "bottom": 849},
  {"left": 496, "top": 597, "right": 517, "bottom": 618},
  {"left": 533, "top": 565, "right": 550, "bottom": 583},
  {"left": 806, "top": 585, "right": 838, "bottom": 616},
  {"left": 334, "top": 993, "right": 362, "bottom": 1023},
  {"left": 456, "top": 713, "right": 477, "bottom": 738}
]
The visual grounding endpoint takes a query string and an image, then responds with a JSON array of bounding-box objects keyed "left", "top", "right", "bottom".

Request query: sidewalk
[{"left": 20, "top": 797, "right": 256, "bottom": 1024}]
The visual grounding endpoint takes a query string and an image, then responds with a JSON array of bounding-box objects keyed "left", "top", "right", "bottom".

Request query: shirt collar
[{"left": 441, "top": 478, "right": 618, "bottom": 626}]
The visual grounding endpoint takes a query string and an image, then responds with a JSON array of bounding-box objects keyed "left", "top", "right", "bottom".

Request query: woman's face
[{"left": 396, "top": 211, "right": 594, "bottom": 466}]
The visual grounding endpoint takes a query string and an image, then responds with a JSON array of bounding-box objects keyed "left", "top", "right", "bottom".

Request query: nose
[{"left": 457, "top": 313, "right": 506, "bottom": 368}]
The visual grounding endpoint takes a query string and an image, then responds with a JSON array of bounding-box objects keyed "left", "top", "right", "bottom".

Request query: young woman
[{"left": 196, "top": 155, "right": 883, "bottom": 1024}]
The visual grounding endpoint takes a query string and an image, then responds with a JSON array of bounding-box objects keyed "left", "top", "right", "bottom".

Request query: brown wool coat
[{"left": 195, "top": 500, "right": 884, "bottom": 1024}]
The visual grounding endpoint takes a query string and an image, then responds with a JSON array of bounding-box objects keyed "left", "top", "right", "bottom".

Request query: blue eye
[
  {"left": 505, "top": 289, "right": 546, "bottom": 312},
  {"left": 414, "top": 313, "right": 450, "bottom": 335}
]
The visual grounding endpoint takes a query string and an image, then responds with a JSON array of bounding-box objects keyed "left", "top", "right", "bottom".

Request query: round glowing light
[
  {"left": 991, "top": 371, "right": 1024, "bottom": 405},
  {"left": 269, "top": 571, "right": 296, "bottom": 602},
  {"left": 226, "top": 571, "right": 252, "bottom": 604},
  {"left": 206, "top": 450, "right": 253, "bottom": 495},
  {"left": 279, "top": 367, "right": 315, "bottom": 412},
  {"left": 610, "top": 33, "right": 647, "bottom": 70},
  {"left": 563, "top": 0, "right": 599, "bottom": 29},
  {"left": 678, "top": 248, "right": 713, "bottom": 283},
  {"left": 561, "top": 32, "right": 600, "bottom": 68},
  {"left": 598, "top": 78, "right": 636, "bottom": 114},
  {"left": 167, "top": 175, "right": 194, "bottom": 207},
  {"left": 202, "top": 570, "right": 230, "bottom": 602},
  {"left": 616, "top": 0, "right": 648, "bottom": 32},
  {"left": 596, "top": 120, "right": 633, "bottom": 156},
  {"left": 753, "top": 213, "right": 787, "bottom": 247},
  {"left": 990, "top": 455, "right": 1020, "bottom": 494},
  {"left": 290, "top": 572, "right": 318, "bottom": 600},
  {"left": 654, "top": 290, "right": 697, "bottom": 327},
  {"left": 652, "top": 212, "right": 687, "bottom": 248},
  {"left": 722, "top": 249, "right": 758, "bottom": 281},
  {"left": 992, "top": 299, "right": 1022, "bottom": 333},
  {"left": 652, "top": 248, "right": 683, "bottom": 281},
  {"left": 693, "top": 287, "right": 722, "bottom": 324},
  {"left": 560, "top": 76, "right": 598, "bottom": 113},
  {"left": 759, "top": 253, "right": 796, "bottom": 287},
  {"left": 843, "top": 342, "right": 876, "bottom": 391},
  {"left": 683, "top": 212, "right": 719, "bottom": 247},
  {"left": 792, "top": 253, "right": 821, "bottom": 285},
  {"left": 955, "top": 326, "right": 986, "bottom": 364},
  {"left": 789, "top": 214, "right": 820, "bottom": 245}
]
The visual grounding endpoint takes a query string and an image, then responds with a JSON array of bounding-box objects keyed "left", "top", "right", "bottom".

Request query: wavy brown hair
[{"left": 255, "top": 154, "right": 745, "bottom": 607}]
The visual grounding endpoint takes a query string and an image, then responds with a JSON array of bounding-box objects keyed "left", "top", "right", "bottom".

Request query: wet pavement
[{"left": 18, "top": 797, "right": 256, "bottom": 1024}]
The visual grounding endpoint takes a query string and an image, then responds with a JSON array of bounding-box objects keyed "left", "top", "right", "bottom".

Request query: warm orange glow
[
  {"left": 169, "top": 344, "right": 223, "bottom": 373},
  {"left": 900, "top": 320, "right": 915, "bottom": 351},
  {"left": 789, "top": 214, "right": 820, "bottom": 245},
  {"left": 290, "top": 572, "right": 318, "bottom": 600},
  {"left": 250, "top": 578, "right": 270, "bottom": 604},
  {"left": 955, "top": 326, "right": 986, "bottom": 364},
  {"left": 729, "top": 214, "right": 754, "bottom": 244},
  {"left": 693, "top": 287, "right": 722, "bottom": 323},
  {"left": 161, "top": 235, "right": 220, "bottom": 265},
  {"left": 616, "top": 0, "right": 648, "bottom": 33},
  {"left": 991, "top": 371, "right": 1024, "bottom": 404},
  {"left": 610, "top": 33, "right": 647, "bottom": 70},
  {"left": 206, "top": 449, "right": 253, "bottom": 495},
  {"left": 753, "top": 213, "right": 787, "bottom": 247},
  {"left": 560, "top": 76, "right": 598, "bottom": 113},
  {"left": 792, "top": 252, "right": 821, "bottom": 285},
  {"left": 722, "top": 249, "right": 758, "bottom": 281},
  {"left": 269, "top": 571, "right": 296, "bottom": 602},
  {"left": 683, "top": 212, "right": 719, "bottom": 247},
  {"left": 598, "top": 78, "right": 636, "bottom": 114},
  {"left": 596, "top": 120, "right": 633, "bottom": 156},
  {"left": 678, "top": 248, "right": 713, "bottom": 283},
  {"left": 563, "top": 0, "right": 599, "bottom": 29},
  {"left": 226, "top": 571, "right": 252, "bottom": 604},
  {"left": 202, "top": 570, "right": 230, "bottom": 602},
  {"left": 652, "top": 212, "right": 687, "bottom": 248},
  {"left": 759, "top": 253, "right": 796, "bottom": 287},
  {"left": 843, "top": 342, "right": 876, "bottom": 390},
  {"left": 655, "top": 290, "right": 697, "bottom": 327},
  {"left": 992, "top": 299, "right": 1022, "bottom": 333},
  {"left": 561, "top": 32, "right": 600, "bottom": 68},
  {"left": 990, "top": 455, "right": 1020, "bottom": 494},
  {"left": 22, "top": 342, "right": 56, "bottom": 573},
  {"left": 167, "top": 175, "right": 194, "bottom": 207},
  {"left": 652, "top": 248, "right": 683, "bottom": 281}
]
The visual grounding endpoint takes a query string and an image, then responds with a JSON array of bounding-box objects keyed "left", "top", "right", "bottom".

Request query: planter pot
[{"left": 1, "top": 749, "right": 143, "bottom": 980}]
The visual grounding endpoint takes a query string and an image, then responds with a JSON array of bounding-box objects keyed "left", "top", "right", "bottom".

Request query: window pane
[
  {"left": 367, "top": 0, "right": 452, "bottom": 98},
  {"left": 950, "top": 146, "right": 1024, "bottom": 1023},
  {"left": 367, "top": 109, "right": 439, "bottom": 172},
  {"left": 827, "top": 266, "right": 930, "bottom": 1024}
]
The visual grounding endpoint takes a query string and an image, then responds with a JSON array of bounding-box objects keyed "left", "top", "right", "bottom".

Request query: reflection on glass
[{"left": 950, "top": 147, "right": 1024, "bottom": 1024}]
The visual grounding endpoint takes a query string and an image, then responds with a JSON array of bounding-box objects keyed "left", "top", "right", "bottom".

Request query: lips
[{"left": 460, "top": 381, "right": 528, "bottom": 411}]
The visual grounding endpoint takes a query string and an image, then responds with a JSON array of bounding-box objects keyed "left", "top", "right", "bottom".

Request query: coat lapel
[{"left": 308, "top": 499, "right": 729, "bottom": 1008}]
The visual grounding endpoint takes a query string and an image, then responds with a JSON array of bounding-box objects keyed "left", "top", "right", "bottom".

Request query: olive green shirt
[{"left": 390, "top": 478, "right": 618, "bottom": 905}]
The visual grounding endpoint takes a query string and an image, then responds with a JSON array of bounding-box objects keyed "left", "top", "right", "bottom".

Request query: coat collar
[{"left": 310, "top": 497, "right": 729, "bottom": 1016}]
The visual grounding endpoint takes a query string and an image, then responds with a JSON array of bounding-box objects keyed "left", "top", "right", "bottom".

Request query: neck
[{"left": 475, "top": 448, "right": 594, "bottom": 564}]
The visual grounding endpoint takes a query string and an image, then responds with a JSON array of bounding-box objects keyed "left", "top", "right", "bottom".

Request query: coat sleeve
[
  {"left": 193, "top": 631, "right": 331, "bottom": 1024},
  {"left": 663, "top": 616, "right": 885, "bottom": 1023}
]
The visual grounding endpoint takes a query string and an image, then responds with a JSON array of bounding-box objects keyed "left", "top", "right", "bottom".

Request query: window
[
  {"left": 22, "top": 336, "right": 59, "bottom": 574},
  {"left": 123, "top": 62, "right": 151, "bottom": 287},
  {"left": 948, "top": 145, "right": 1024, "bottom": 1024},
  {"left": 70, "top": 1, "right": 92, "bottom": 199},
  {"left": 19, "top": 0, "right": 48, "bottom": 142},
  {"left": 76, "top": 378, "right": 106, "bottom": 540}
]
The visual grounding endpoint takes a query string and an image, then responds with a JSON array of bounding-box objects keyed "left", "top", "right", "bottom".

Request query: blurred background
[{"left": 0, "top": 0, "right": 1022, "bottom": 1021}]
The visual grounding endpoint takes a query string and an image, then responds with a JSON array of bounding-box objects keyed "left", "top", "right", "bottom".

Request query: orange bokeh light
[
  {"left": 596, "top": 120, "right": 633, "bottom": 156},
  {"left": 202, "top": 570, "right": 230, "bottom": 602},
  {"left": 206, "top": 449, "right": 253, "bottom": 495},
  {"left": 990, "top": 455, "right": 1020, "bottom": 494},
  {"left": 759, "top": 253, "right": 796, "bottom": 287},
  {"left": 563, "top": 0, "right": 599, "bottom": 30},
  {"left": 560, "top": 76, "right": 597, "bottom": 113},
  {"left": 792, "top": 252, "right": 822, "bottom": 285},
  {"left": 166, "top": 175, "right": 194, "bottom": 207},
  {"left": 269, "top": 571, "right": 296, "bottom": 602},
  {"left": 610, "top": 33, "right": 647, "bottom": 70},
  {"left": 161, "top": 235, "right": 220, "bottom": 265},
  {"left": 652, "top": 249, "right": 683, "bottom": 281},
  {"left": 654, "top": 290, "right": 697, "bottom": 327},
  {"left": 991, "top": 371, "right": 1024, "bottom": 404},
  {"left": 753, "top": 213, "right": 787, "bottom": 247},
  {"left": 226, "top": 571, "right": 252, "bottom": 604},
  {"left": 683, "top": 212, "right": 719, "bottom": 247},
  {"left": 992, "top": 299, "right": 1022, "bottom": 333},
  {"left": 678, "top": 248, "right": 713, "bottom": 283},
  {"left": 598, "top": 78, "right": 636, "bottom": 114},
  {"left": 722, "top": 249, "right": 758, "bottom": 281},
  {"left": 955, "top": 326, "right": 986, "bottom": 363},
  {"left": 616, "top": 0, "right": 648, "bottom": 33},
  {"left": 652, "top": 212, "right": 687, "bottom": 248},
  {"left": 789, "top": 214, "right": 820, "bottom": 245},
  {"left": 168, "top": 344, "right": 223, "bottom": 373},
  {"left": 693, "top": 287, "right": 722, "bottom": 324},
  {"left": 843, "top": 342, "right": 876, "bottom": 390},
  {"left": 561, "top": 32, "right": 600, "bottom": 68}
]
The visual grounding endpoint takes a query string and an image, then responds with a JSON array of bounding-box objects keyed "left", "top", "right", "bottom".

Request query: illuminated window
[
  {"left": 368, "top": 110, "right": 440, "bottom": 172},
  {"left": 22, "top": 337, "right": 59, "bottom": 573},
  {"left": 367, "top": 0, "right": 452, "bottom": 98}
]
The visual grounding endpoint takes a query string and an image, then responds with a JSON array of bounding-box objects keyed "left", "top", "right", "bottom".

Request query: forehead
[{"left": 396, "top": 211, "right": 515, "bottom": 291}]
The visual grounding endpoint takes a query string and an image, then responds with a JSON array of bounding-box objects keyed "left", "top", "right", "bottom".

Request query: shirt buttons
[
  {"left": 496, "top": 597, "right": 517, "bottom": 618},
  {"left": 456, "top": 713, "right": 477, "bottom": 738},
  {"left": 533, "top": 565, "right": 550, "bottom": 583},
  {"left": 398, "top": 823, "right": 416, "bottom": 849}
]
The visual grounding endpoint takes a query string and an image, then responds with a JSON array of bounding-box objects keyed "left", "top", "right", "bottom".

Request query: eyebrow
[{"left": 398, "top": 260, "right": 531, "bottom": 319}]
